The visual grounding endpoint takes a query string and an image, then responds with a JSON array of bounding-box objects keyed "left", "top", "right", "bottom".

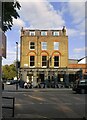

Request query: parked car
[
  {"left": 12, "top": 80, "right": 19, "bottom": 84},
  {"left": 6, "top": 80, "right": 19, "bottom": 85},
  {"left": 72, "top": 79, "right": 87, "bottom": 94}
]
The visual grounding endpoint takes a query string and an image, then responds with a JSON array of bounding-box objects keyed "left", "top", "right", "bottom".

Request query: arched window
[
  {"left": 30, "top": 56, "right": 35, "bottom": 67},
  {"left": 42, "top": 56, "right": 47, "bottom": 67},
  {"left": 54, "top": 56, "right": 59, "bottom": 67}
]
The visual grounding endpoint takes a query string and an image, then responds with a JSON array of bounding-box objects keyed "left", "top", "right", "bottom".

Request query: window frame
[
  {"left": 53, "top": 31, "right": 59, "bottom": 36},
  {"left": 41, "top": 42, "right": 47, "bottom": 50},
  {"left": 54, "top": 56, "right": 59, "bottom": 67},
  {"left": 29, "top": 31, "right": 35, "bottom": 36},
  {"left": 42, "top": 56, "right": 47, "bottom": 67},
  {"left": 54, "top": 42, "right": 59, "bottom": 50},
  {"left": 29, "top": 42, "right": 35, "bottom": 50},
  {"left": 41, "top": 31, "right": 47, "bottom": 36},
  {"left": 30, "top": 56, "right": 35, "bottom": 67}
]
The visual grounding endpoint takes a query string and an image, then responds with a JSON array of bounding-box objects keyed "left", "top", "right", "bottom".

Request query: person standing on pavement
[{"left": 76, "top": 77, "right": 80, "bottom": 85}]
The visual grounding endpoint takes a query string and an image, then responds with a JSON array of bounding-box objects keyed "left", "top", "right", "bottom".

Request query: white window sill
[
  {"left": 54, "top": 67, "right": 59, "bottom": 68},
  {"left": 29, "top": 49, "right": 35, "bottom": 50},
  {"left": 30, "top": 66, "right": 35, "bottom": 68},
  {"left": 42, "top": 66, "right": 47, "bottom": 68}
]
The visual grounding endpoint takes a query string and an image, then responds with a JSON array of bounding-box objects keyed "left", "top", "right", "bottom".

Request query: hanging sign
[
  {"left": 0, "top": 29, "right": 2, "bottom": 57},
  {"left": 0, "top": 29, "right": 6, "bottom": 58}
]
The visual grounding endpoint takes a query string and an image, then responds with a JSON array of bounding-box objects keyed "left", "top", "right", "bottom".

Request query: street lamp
[{"left": 16, "top": 42, "right": 18, "bottom": 90}]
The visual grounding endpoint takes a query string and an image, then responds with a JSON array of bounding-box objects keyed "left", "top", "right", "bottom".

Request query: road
[{"left": 2, "top": 84, "right": 87, "bottom": 119}]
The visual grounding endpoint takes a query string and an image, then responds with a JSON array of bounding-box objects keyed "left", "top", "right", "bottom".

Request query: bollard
[{"left": 2, "top": 83, "right": 4, "bottom": 90}]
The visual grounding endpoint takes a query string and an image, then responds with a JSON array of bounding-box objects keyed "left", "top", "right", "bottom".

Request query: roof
[{"left": 78, "top": 56, "right": 87, "bottom": 64}]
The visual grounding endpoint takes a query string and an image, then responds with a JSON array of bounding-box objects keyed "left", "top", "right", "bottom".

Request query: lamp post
[{"left": 16, "top": 42, "right": 18, "bottom": 90}]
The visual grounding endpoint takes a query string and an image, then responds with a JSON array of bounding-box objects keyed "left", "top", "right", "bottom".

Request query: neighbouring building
[
  {"left": 68, "top": 57, "right": 87, "bottom": 79},
  {"left": 20, "top": 26, "right": 86, "bottom": 87}
]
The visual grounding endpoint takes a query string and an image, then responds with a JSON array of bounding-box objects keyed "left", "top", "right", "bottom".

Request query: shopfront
[{"left": 20, "top": 68, "right": 82, "bottom": 88}]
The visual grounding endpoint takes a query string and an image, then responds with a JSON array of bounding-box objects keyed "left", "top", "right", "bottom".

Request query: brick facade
[
  {"left": 20, "top": 27, "right": 68, "bottom": 68},
  {"left": 68, "top": 64, "right": 87, "bottom": 74},
  {"left": 20, "top": 27, "right": 85, "bottom": 87}
]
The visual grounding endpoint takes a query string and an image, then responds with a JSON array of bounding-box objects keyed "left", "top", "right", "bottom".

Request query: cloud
[
  {"left": 18, "top": 0, "right": 86, "bottom": 2},
  {"left": 73, "top": 47, "right": 87, "bottom": 53},
  {"left": 18, "top": 0, "right": 65, "bottom": 29},
  {"left": 13, "top": 18, "right": 25, "bottom": 28},
  {"left": 7, "top": 51, "right": 16, "bottom": 55},
  {"left": 2, "top": 47, "right": 20, "bottom": 65},
  {"left": 2, "top": 51, "right": 16, "bottom": 65},
  {"left": 69, "top": 54, "right": 82, "bottom": 59},
  {"left": 67, "top": 28, "right": 79, "bottom": 37},
  {"left": 68, "top": 2, "right": 85, "bottom": 24},
  {"left": 54, "top": 2, "right": 85, "bottom": 38}
]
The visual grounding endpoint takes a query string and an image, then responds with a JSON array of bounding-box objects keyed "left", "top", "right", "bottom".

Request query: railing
[{"left": 2, "top": 96, "right": 15, "bottom": 117}]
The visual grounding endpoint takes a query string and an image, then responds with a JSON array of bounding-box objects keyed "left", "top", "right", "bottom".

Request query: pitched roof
[{"left": 78, "top": 56, "right": 87, "bottom": 64}]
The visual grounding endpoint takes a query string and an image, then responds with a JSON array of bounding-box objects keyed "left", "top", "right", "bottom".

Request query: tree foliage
[
  {"left": 2, "top": 64, "right": 16, "bottom": 80},
  {"left": 2, "top": 1, "right": 21, "bottom": 32}
]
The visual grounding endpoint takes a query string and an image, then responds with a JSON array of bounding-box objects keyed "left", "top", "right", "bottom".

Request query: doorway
[{"left": 39, "top": 73, "right": 44, "bottom": 82}]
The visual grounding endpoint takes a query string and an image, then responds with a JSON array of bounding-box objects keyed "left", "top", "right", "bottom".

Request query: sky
[{"left": 2, "top": 0, "right": 86, "bottom": 65}]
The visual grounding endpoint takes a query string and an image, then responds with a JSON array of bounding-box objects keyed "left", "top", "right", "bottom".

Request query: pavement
[
  {"left": 2, "top": 87, "right": 72, "bottom": 92},
  {"left": 2, "top": 85, "right": 80, "bottom": 119},
  {"left": 2, "top": 83, "right": 72, "bottom": 92},
  {"left": 2, "top": 86, "right": 74, "bottom": 118},
  {"left": 2, "top": 84, "right": 87, "bottom": 120}
]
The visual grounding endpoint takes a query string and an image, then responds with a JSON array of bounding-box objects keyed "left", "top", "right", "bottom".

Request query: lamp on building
[{"left": 16, "top": 42, "right": 18, "bottom": 90}]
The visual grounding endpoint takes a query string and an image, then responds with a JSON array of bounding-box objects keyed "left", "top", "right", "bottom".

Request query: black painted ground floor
[{"left": 19, "top": 68, "right": 83, "bottom": 88}]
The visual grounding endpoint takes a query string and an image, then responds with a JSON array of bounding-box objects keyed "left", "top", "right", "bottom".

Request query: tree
[
  {"left": 2, "top": 64, "right": 16, "bottom": 80},
  {"left": 2, "top": 1, "right": 21, "bottom": 32}
]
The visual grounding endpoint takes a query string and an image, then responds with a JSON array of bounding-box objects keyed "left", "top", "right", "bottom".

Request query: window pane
[
  {"left": 42, "top": 62, "right": 47, "bottom": 66},
  {"left": 41, "top": 42, "right": 47, "bottom": 50},
  {"left": 42, "top": 56, "right": 46, "bottom": 61},
  {"left": 53, "top": 31, "right": 59, "bottom": 36},
  {"left": 30, "top": 62, "right": 34, "bottom": 66},
  {"left": 42, "top": 56, "right": 47, "bottom": 66},
  {"left": 42, "top": 46, "right": 46, "bottom": 50},
  {"left": 41, "top": 31, "right": 47, "bottom": 36},
  {"left": 30, "top": 56, "right": 34, "bottom": 61},
  {"left": 30, "top": 46, "right": 35, "bottom": 49},
  {"left": 54, "top": 56, "right": 59, "bottom": 61},
  {"left": 29, "top": 31, "right": 35, "bottom": 36},
  {"left": 30, "top": 42, "right": 35, "bottom": 50},
  {"left": 31, "top": 42, "right": 34, "bottom": 45},
  {"left": 30, "top": 56, "right": 35, "bottom": 66},
  {"left": 54, "top": 56, "right": 59, "bottom": 67},
  {"left": 54, "top": 42, "right": 59, "bottom": 50},
  {"left": 54, "top": 62, "right": 59, "bottom": 66}
]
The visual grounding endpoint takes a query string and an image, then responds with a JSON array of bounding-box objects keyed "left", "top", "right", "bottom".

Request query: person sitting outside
[{"left": 24, "top": 82, "right": 28, "bottom": 89}]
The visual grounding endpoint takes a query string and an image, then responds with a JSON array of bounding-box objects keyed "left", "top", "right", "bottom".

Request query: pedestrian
[
  {"left": 75, "top": 77, "right": 80, "bottom": 88},
  {"left": 38, "top": 79, "right": 41, "bottom": 88},
  {"left": 76, "top": 77, "right": 80, "bottom": 84},
  {"left": 24, "top": 82, "right": 28, "bottom": 89}
]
